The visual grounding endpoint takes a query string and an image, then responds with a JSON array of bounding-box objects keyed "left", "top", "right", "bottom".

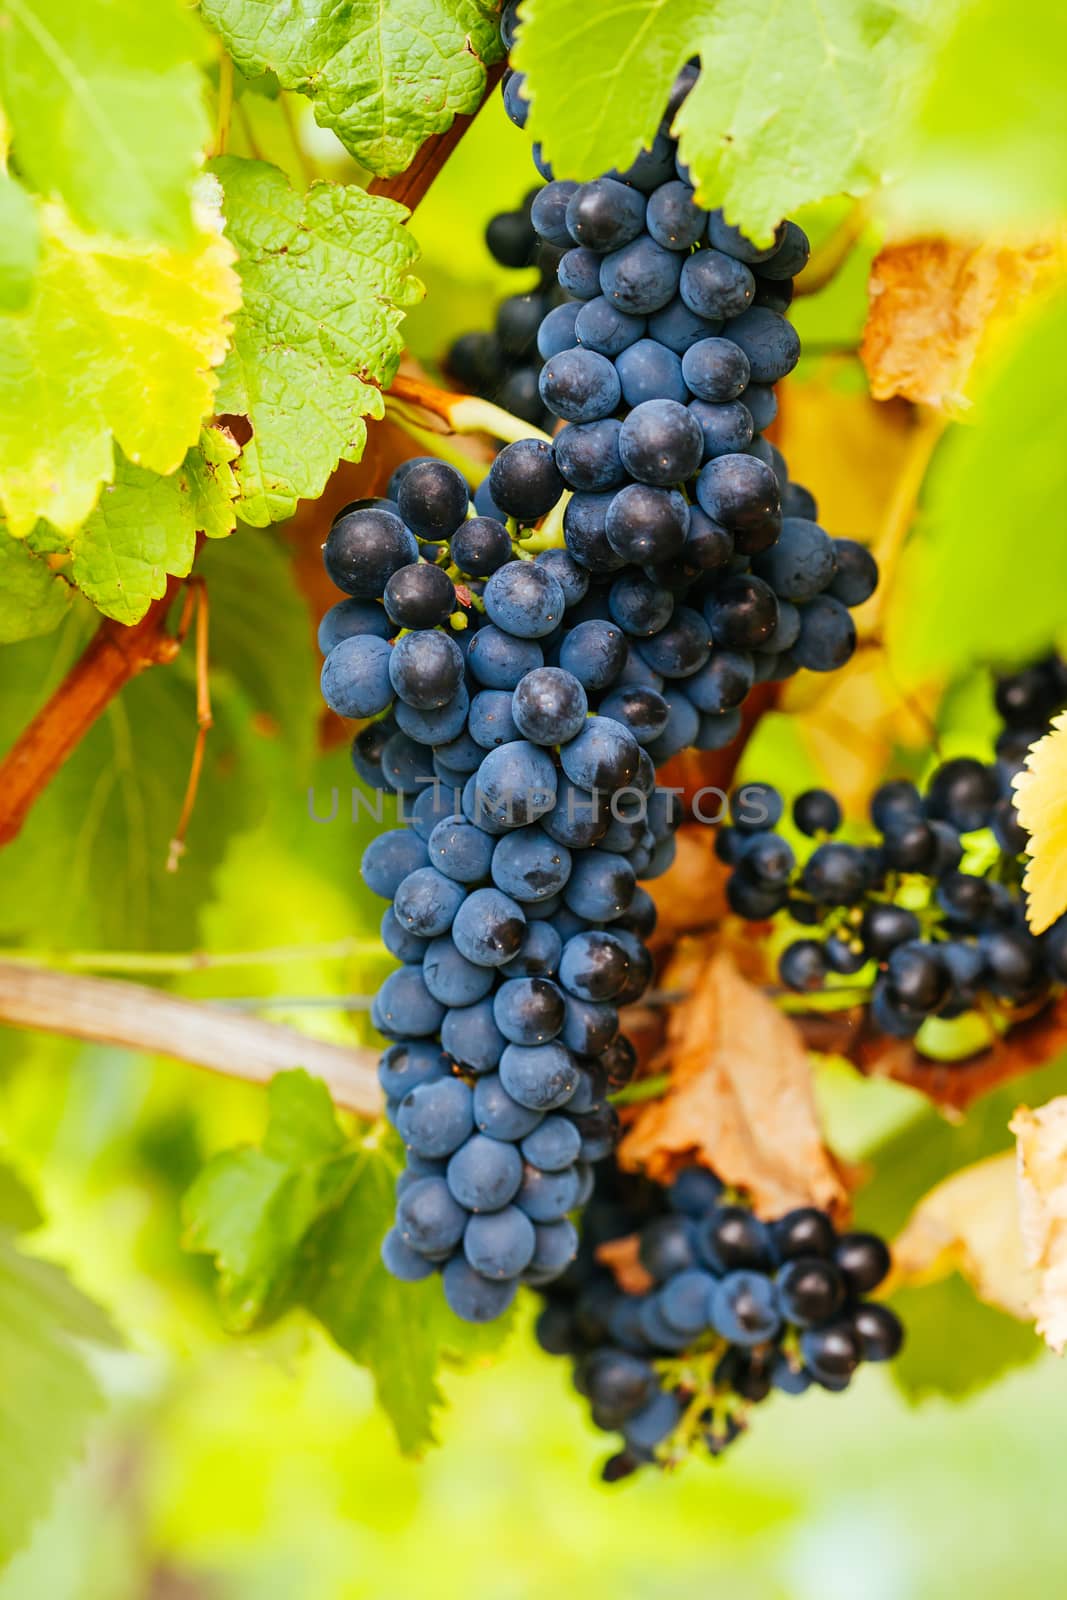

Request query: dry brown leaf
[
  {"left": 861, "top": 237, "right": 1063, "bottom": 411},
  {"left": 645, "top": 825, "right": 730, "bottom": 949},
  {"left": 1012, "top": 1098, "right": 1067, "bottom": 1355},
  {"left": 890, "top": 1153, "right": 1035, "bottom": 1319},
  {"left": 595, "top": 1235, "right": 654, "bottom": 1296},
  {"left": 618, "top": 949, "right": 848, "bottom": 1221}
]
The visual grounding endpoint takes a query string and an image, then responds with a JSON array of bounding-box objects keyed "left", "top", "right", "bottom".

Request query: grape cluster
[
  {"left": 719, "top": 655, "right": 1067, "bottom": 1040},
  {"left": 445, "top": 189, "right": 565, "bottom": 431},
  {"left": 318, "top": 455, "right": 687, "bottom": 1320},
  {"left": 536, "top": 1164, "right": 901, "bottom": 1479},
  {"left": 494, "top": 48, "right": 877, "bottom": 726}
]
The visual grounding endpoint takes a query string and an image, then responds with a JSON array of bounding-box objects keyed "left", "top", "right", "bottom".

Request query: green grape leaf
[
  {"left": 0, "top": 195, "right": 240, "bottom": 536},
  {"left": 888, "top": 1274, "right": 1041, "bottom": 1402},
  {"left": 0, "top": 1233, "right": 121, "bottom": 1562},
  {"left": 184, "top": 1071, "right": 512, "bottom": 1455},
  {"left": 0, "top": 0, "right": 212, "bottom": 246},
  {"left": 515, "top": 0, "right": 936, "bottom": 244},
  {"left": 0, "top": 528, "right": 319, "bottom": 951},
  {"left": 0, "top": 524, "right": 71, "bottom": 642},
  {"left": 0, "top": 174, "right": 39, "bottom": 310},
  {"left": 889, "top": 292, "right": 1067, "bottom": 682},
  {"left": 69, "top": 430, "right": 239, "bottom": 624},
  {"left": 211, "top": 158, "right": 422, "bottom": 526},
  {"left": 201, "top": 0, "right": 504, "bottom": 176},
  {"left": 183, "top": 1072, "right": 355, "bottom": 1332}
]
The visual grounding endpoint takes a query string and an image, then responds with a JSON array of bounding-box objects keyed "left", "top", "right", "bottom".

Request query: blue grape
[
  {"left": 489, "top": 438, "right": 566, "bottom": 522},
  {"left": 468, "top": 688, "right": 521, "bottom": 750},
  {"left": 397, "top": 460, "right": 469, "bottom": 542},
  {"left": 499, "top": 1041, "right": 579, "bottom": 1111},
  {"left": 688, "top": 398, "right": 754, "bottom": 461},
  {"left": 373, "top": 967, "right": 444, "bottom": 1039},
  {"left": 607, "top": 573, "right": 674, "bottom": 637},
  {"left": 615, "top": 338, "right": 688, "bottom": 407},
  {"left": 722, "top": 306, "right": 801, "bottom": 383},
  {"left": 695, "top": 452, "right": 781, "bottom": 550},
  {"left": 516, "top": 1161, "right": 582, "bottom": 1222},
  {"left": 452, "top": 886, "right": 527, "bottom": 967},
  {"left": 605, "top": 483, "right": 689, "bottom": 563},
  {"left": 422, "top": 937, "right": 496, "bottom": 1007},
  {"left": 681, "top": 336, "right": 751, "bottom": 401},
  {"left": 320, "top": 635, "right": 393, "bottom": 718},
  {"left": 447, "top": 1132, "right": 524, "bottom": 1211},
  {"left": 381, "top": 1227, "right": 435, "bottom": 1281},
  {"left": 433, "top": 728, "right": 484, "bottom": 774},
  {"left": 441, "top": 996, "right": 507, "bottom": 1073},
  {"left": 501, "top": 67, "right": 529, "bottom": 127},
  {"left": 679, "top": 250, "right": 755, "bottom": 321},
  {"left": 520, "top": 1115, "right": 582, "bottom": 1172},
  {"left": 553, "top": 419, "right": 627, "bottom": 493},
  {"left": 557, "top": 618, "right": 628, "bottom": 691},
  {"left": 634, "top": 605, "right": 711, "bottom": 678},
  {"left": 531, "top": 180, "right": 580, "bottom": 247},
  {"left": 381, "top": 730, "right": 431, "bottom": 794},
  {"left": 560, "top": 996, "right": 619, "bottom": 1054},
  {"left": 645, "top": 180, "right": 707, "bottom": 251},
  {"left": 450, "top": 516, "right": 512, "bottom": 578},
  {"left": 318, "top": 598, "right": 392, "bottom": 654},
  {"left": 491, "top": 827, "right": 572, "bottom": 903},
  {"left": 361, "top": 828, "right": 428, "bottom": 899},
  {"left": 557, "top": 246, "right": 604, "bottom": 300},
  {"left": 501, "top": 919, "right": 563, "bottom": 980},
  {"left": 574, "top": 297, "right": 646, "bottom": 359},
  {"left": 622, "top": 1389, "right": 682, "bottom": 1453},
  {"left": 396, "top": 1076, "right": 474, "bottom": 1159},
  {"left": 793, "top": 595, "right": 857, "bottom": 672},
  {"left": 396, "top": 1176, "right": 467, "bottom": 1255},
  {"left": 466, "top": 626, "right": 544, "bottom": 689},
  {"left": 752, "top": 516, "right": 836, "bottom": 601},
  {"left": 484, "top": 561, "right": 566, "bottom": 639},
  {"left": 709, "top": 1269, "right": 783, "bottom": 1345},
  {"left": 388, "top": 628, "right": 464, "bottom": 710},
  {"left": 610, "top": 129, "right": 676, "bottom": 192},
  {"left": 394, "top": 685, "right": 470, "bottom": 746},
  {"left": 558, "top": 929, "right": 630, "bottom": 1001},
  {"left": 598, "top": 684, "right": 670, "bottom": 746},
  {"left": 377, "top": 1040, "right": 445, "bottom": 1099},
  {"left": 442, "top": 1255, "right": 518, "bottom": 1322},
  {"left": 473, "top": 1072, "right": 544, "bottom": 1140},
  {"left": 528, "top": 1218, "right": 579, "bottom": 1276},
  {"left": 741, "top": 382, "right": 778, "bottom": 432},
  {"left": 412, "top": 784, "right": 467, "bottom": 848},
  {"left": 539, "top": 346, "right": 622, "bottom": 422},
  {"left": 706, "top": 210, "right": 782, "bottom": 264},
  {"left": 464, "top": 1205, "right": 536, "bottom": 1279},
  {"left": 381, "top": 905, "right": 430, "bottom": 963},
  {"left": 563, "top": 491, "right": 627, "bottom": 574},
  {"left": 493, "top": 976, "right": 566, "bottom": 1046},
  {"left": 684, "top": 650, "right": 755, "bottom": 714},
  {"left": 563, "top": 850, "right": 636, "bottom": 922},
  {"left": 537, "top": 300, "right": 581, "bottom": 360},
  {"left": 644, "top": 688, "right": 700, "bottom": 763},
  {"left": 659, "top": 1269, "right": 717, "bottom": 1337},
  {"left": 618, "top": 398, "right": 704, "bottom": 486},
  {"left": 534, "top": 548, "right": 590, "bottom": 607},
  {"left": 560, "top": 715, "right": 641, "bottom": 790},
  {"left": 540, "top": 777, "right": 609, "bottom": 848},
  {"left": 828, "top": 538, "right": 878, "bottom": 606},
  {"left": 683, "top": 505, "right": 734, "bottom": 571},
  {"left": 566, "top": 178, "right": 647, "bottom": 252},
  {"left": 512, "top": 666, "right": 589, "bottom": 745},
  {"left": 323, "top": 508, "right": 418, "bottom": 597},
  {"left": 470, "top": 740, "right": 558, "bottom": 829},
  {"left": 393, "top": 866, "right": 466, "bottom": 937},
  {"left": 648, "top": 296, "right": 721, "bottom": 354},
  {"left": 599, "top": 237, "right": 682, "bottom": 315},
  {"left": 426, "top": 815, "right": 494, "bottom": 883}
]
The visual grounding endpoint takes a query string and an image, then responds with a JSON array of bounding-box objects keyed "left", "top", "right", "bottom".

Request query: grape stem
[
  {"left": 0, "top": 960, "right": 381, "bottom": 1117},
  {"left": 386, "top": 373, "right": 553, "bottom": 446}
]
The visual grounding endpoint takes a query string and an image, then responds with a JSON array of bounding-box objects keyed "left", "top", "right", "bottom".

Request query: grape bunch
[
  {"left": 536, "top": 1164, "right": 901, "bottom": 1479},
  {"left": 719, "top": 655, "right": 1067, "bottom": 1042},
  {"left": 318, "top": 453, "right": 685, "bottom": 1321},
  {"left": 494, "top": 46, "right": 877, "bottom": 716},
  {"left": 445, "top": 189, "right": 565, "bottom": 431}
]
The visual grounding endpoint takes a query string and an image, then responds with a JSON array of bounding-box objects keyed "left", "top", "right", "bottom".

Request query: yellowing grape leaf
[
  {"left": 515, "top": 0, "right": 937, "bottom": 245},
  {"left": 1012, "top": 1097, "right": 1067, "bottom": 1354},
  {"left": 619, "top": 949, "right": 848, "bottom": 1218},
  {"left": 1012, "top": 714, "right": 1067, "bottom": 934},
  {"left": 0, "top": 174, "right": 39, "bottom": 310},
  {"left": 68, "top": 429, "right": 240, "bottom": 623},
  {"left": 211, "top": 158, "right": 423, "bottom": 527},
  {"left": 861, "top": 237, "right": 1064, "bottom": 411},
  {"left": 201, "top": 0, "right": 503, "bottom": 177},
  {"left": 890, "top": 1152, "right": 1035, "bottom": 1319},
  {"left": 0, "top": 0, "right": 212, "bottom": 246},
  {"left": 0, "top": 525, "right": 71, "bottom": 641},
  {"left": 0, "top": 193, "right": 240, "bottom": 536}
]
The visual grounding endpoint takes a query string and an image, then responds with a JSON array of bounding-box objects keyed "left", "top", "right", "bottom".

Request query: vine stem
[{"left": 0, "top": 961, "right": 381, "bottom": 1117}]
